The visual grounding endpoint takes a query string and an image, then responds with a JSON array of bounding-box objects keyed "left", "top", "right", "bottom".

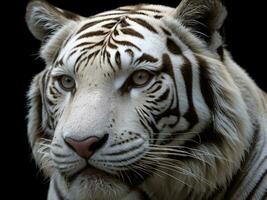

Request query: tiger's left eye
[
  {"left": 131, "top": 70, "right": 152, "bottom": 87},
  {"left": 58, "top": 75, "right": 76, "bottom": 91}
]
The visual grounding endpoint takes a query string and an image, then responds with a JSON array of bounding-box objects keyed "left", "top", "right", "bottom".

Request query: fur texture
[{"left": 26, "top": 0, "right": 267, "bottom": 199}]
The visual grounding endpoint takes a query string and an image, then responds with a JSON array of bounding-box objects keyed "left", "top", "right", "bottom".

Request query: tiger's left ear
[
  {"left": 26, "top": 0, "right": 81, "bottom": 41},
  {"left": 174, "top": 0, "right": 227, "bottom": 51}
]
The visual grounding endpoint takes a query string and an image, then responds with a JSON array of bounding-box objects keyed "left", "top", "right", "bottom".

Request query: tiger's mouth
[
  {"left": 68, "top": 165, "right": 112, "bottom": 182},
  {"left": 79, "top": 166, "right": 107, "bottom": 177},
  {"left": 64, "top": 164, "right": 134, "bottom": 200},
  {"left": 67, "top": 161, "right": 151, "bottom": 187}
]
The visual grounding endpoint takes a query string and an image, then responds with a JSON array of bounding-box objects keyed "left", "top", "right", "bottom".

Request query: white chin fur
[{"left": 68, "top": 174, "right": 130, "bottom": 200}]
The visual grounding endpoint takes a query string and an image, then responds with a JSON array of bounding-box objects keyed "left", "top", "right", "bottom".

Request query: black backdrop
[{"left": 8, "top": 0, "right": 266, "bottom": 199}]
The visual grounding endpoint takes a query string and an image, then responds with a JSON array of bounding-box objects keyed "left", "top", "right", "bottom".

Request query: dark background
[{"left": 7, "top": 0, "right": 266, "bottom": 199}]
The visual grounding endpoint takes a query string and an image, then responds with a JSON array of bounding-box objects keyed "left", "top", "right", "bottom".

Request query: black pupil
[
  {"left": 63, "top": 77, "right": 73, "bottom": 87},
  {"left": 138, "top": 74, "right": 143, "bottom": 79}
]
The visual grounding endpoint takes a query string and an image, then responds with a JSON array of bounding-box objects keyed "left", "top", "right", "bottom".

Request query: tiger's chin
[{"left": 67, "top": 168, "right": 131, "bottom": 200}]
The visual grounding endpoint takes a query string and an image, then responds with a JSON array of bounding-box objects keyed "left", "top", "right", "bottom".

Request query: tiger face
[{"left": 26, "top": 0, "right": 253, "bottom": 199}]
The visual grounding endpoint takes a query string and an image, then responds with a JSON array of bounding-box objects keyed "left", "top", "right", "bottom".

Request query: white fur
[{"left": 26, "top": 0, "right": 267, "bottom": 199}]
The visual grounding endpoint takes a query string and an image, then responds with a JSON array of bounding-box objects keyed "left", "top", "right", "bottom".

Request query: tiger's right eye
[
  {"left": 57, "top": 75, "right": 76, "bottom": 91},
  {"left": 131, "top": 70, "right": 153, "bottom": 88}
]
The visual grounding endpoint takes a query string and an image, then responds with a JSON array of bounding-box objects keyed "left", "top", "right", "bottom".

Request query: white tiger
[{"left": 26, "top": 0, "right": 267, "bottom": 199}]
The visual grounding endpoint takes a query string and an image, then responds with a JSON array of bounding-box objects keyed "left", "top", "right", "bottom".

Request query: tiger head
[{"left": 26, "top": 0, "right": 253, "bottom": 199}]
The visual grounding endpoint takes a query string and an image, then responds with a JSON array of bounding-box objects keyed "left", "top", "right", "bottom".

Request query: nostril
[{"left": 89, "top": 134, "right": 109, "bottom": 152}]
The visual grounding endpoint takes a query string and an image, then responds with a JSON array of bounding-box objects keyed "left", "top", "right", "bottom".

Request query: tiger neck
[
  {"left": 223, "top": 49, "right": 266, "bottom": 117},
  {"left": 203, "top": 50, "right": 267, "bottom": 199}
]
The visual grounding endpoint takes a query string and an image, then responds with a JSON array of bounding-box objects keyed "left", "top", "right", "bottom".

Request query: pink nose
[{"left": 65, "top": 136, "right": 105, "bottom": 159}]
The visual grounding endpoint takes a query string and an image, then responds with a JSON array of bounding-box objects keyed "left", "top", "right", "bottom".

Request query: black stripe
[
  {"left": 80, "top": 40, "right": 105, "bottom": 52},
  {"left": 51, "top": 84, "right": 60, "bottom": 95},
  {"left": 161, "top": 27, "right": 171, "bottom": 36},
  {"left": 55, "top": 58, "right": 64, "bottom": 67},
  {"left": 115, "top": 51, "right": 122, "bottom": 69},
  {"left": 77, "top": 30, "right": 107, "bottom": 40},
  {"left": 84, "top": 52, "right": 99, "bottom": 70},
  {"left": 74, "top": 51, "right": 88, "bottom": 67},
  {"left": 147, "top": 84, "right": 162, "bottom": 94},
  {"left": 107, "top": 41, "right": 118, "bottom": 49},
  {"left": 139, "top": 108, "right": 150, "bottom": 118},
  {"left": 129, "top": 11, "right": 149, "bottom": 16},
  {"left": 161, "top": 54, "right": 181, "bottom": 120},
  {"left": 143, "top": 104, "right": 153, "bottom": 112},
  {"left": 102, "top": 22, "right": 117, "bottom": 29},
  {"left": 154, "top": 88, "right": 170, "bottom": 103},
  {"left": 198, "top": 57, "right": 215, "bottom": 111},
  {"left": 68, "top": 49, "right": 77, "bottom": 58},
  {"left": 136, "top": 108, "right": 154, "bottom": 140},
  {"left": 113, "top": 38, "right": 141, "bottom": 51},
  {"left": 74, "top": 52, "right": 88, "bottom": 73},
  {"left": 167, "top": 38, "right": 182, "bottom": 55},
  {"left": 144, "top": 116, "right": 160, "bottom": 138},
  {"left": 119, "top": 18, "right": 130, "bottom": 27},
  {"left": 125, "top": 49, "right": 134, "bottom": 64},
  {"left": 181, "top": 56, "right": 199, "bottom": 129},
  {"left": 73, "top": 42, "right": 93, "bottom": 49},
  {"left": 147, "top": 95, "right": 155, "bottom": 98},
  {"left": 75, "top": 56, "right": 87, "bottom": 73},
  {"left": 154, "top": 15, "right": 163, "bottom": 19},
  {"left": 145, "top": 100, "right": 158, "bottom": 106},
  {"left": 139, "top": 119, "right": 151, "bottom": 135},
  {"left": 135, "top": 53, "right": 158, "bottom": 65},
  {"left": 146, "top": 80, "right": 162, "bottom": 93},
  {"left": 76, "top": 19, "right": 118, "bottom": 34},
  {"left": 128, "top": 17, "right": 158, "bottom": 33},
  {"left": 120, "top": 28, "right": 144, "bottom": 39},
  {"left": 106, "top": 51, "right": 116, "bottom": 72},
  {"left": 62, "top": 34, "right": 73, "bottom": 49}
]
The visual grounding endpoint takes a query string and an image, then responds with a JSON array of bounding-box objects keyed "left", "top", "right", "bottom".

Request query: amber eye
[
  {"left": 58, "top": 75, "right": 75, "bottom": 91},
  {"left": 131, "top": 70, "right": 152, "bottom": 87}
]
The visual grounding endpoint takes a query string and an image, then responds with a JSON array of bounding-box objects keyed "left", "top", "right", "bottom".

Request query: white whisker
[
  {"left": 142, "top": 156, "right": 212, "bottom": 186},
  {"left": 144, "top": 149, "right": 214, "bottom": 167}
]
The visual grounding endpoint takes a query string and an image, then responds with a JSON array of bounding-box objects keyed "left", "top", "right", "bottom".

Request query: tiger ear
[
  {"left": 174, "top": 0, "right": 227, "bottom": 51},
  {"left": 26, "top": 0, "right": 81, "bottom": 41}
]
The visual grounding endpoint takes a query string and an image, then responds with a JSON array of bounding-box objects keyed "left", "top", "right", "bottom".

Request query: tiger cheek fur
[{"left": 26, "top": 0, "right": 267, "bottom": 199}]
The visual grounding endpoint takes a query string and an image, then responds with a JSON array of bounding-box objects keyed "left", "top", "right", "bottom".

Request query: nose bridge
[{"left": 62, "top": 88, "right": 111, "bottom": 140}]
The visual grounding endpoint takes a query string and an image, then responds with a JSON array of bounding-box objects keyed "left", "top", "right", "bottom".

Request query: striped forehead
[{"left": 55, "top": 4, "right": 175, "bottom": 74}]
